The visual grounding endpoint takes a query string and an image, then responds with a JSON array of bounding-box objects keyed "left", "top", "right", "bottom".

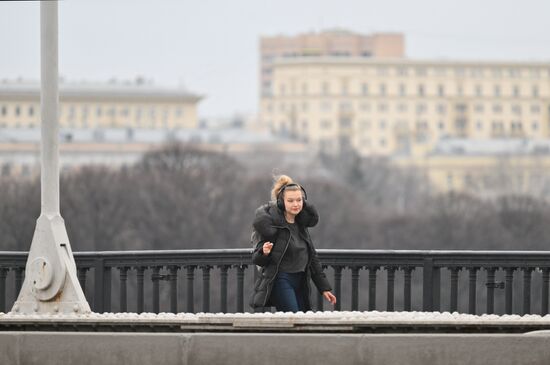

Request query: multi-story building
[
  {"left": 0, "top": 79, "right": 202, "bottom": 130},
  {"left": 261, "top": 57, "right": 550, "bottom": 158},
  {"left": 259, "top": 41, "right": 550, "bottom": 194},
  {"left": 259, "top": 29, "right": 404, "bottom": 97}
]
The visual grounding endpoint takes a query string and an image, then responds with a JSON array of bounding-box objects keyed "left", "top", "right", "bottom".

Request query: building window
[
  {"left": 68, "top": 106, "right": 76, "bottom": 120},
  {"left": 399, "top": 84, "right": 406, "bottom": 96},
  {"left": 474, "top": 104, "right": 485, "bottom": 113},
  {"left": 532, "top": 86, "right": 539, "bottom": 98},
  {"left": 0, "top": 105, "right": 6, "bottom": 116},
  {"left": 416, "top": 67, "right": 427, "bottom": 76},
  {"left": 96, "top": 107, "right": 102, "bottom": 117},
  {"left": 360, "top": 102, "right": 370, "bottom": 112},
  {"left": 340, "top": 102, "right": 353, "bottom": 112},
  {"left": 379, "top": 84, "right": 386, "bottom": 96},
  {"left": 512, "top": 105, "right": 522, "bottom": 115},
  {"left": 379, "top": 120, "right": 387, "bottom": 130},
  {"left": 418, "top": 84, "right": 425, "bottom": 97},
  {"left": 320, "top": 120, "right": 332, "bottom": 129},
  {"left": 532, "top": 121, "right": 539, "bottom": 130},
  {"left": 378, "top": 103, "right": 388, "bottom": 113},
  {"left": 456, "top": 104, "right": 467, "bottom": 113},
  {"left": 340, "top": 118, "right": 352, "bottom": 128},
  {"left": 320, "top": 101, "right": 331, "bottom": 112},
  {"left": 322, "top": 82, "right": 330, "bottom": 96},
  {"left": 437, "top": 85, "right": 444, "bottom": 97},
  {"left": 15, "top": 106, "right": 20, "bottom": 117},
  {"left": 437, "top": 104, "right": 446, "bottom": 115},
  {"left": 475, "top": 85, "right": 483, "bottom": 97},
  {"left": 28, "top": 106, "right": 34, "bottom": 117},
  {"left": 397, "top": 103, "right": 407, "bottom": 113},
  {"left": 438, "top": 121, "right": 445, "bottom": 130},
  {"left": 361, "top": 120, "right": 371, "bottom": 129},
  {"left": 1, "top": 163, "right": 12, "bottom": 177},
  {"left": 476, "top": 121, "right": 483, "bottom": 131},
  {"left": 492, "top": 104, "right": 503, "bottom": 114},
  {"left": 510, "top": 121, "right": 523, "bottom": 133},
  {"left": 341, "top": 79, "right": 349, "bottom": 96},
  {"left": 416, "top": 103, "right": 427, "bottom": 115},
  {"left": 531, "top": 104, "right": 541, "bottom": 114},
  {"left": 494, "top": 85, "right": 501, "bottom": 97},
  {"left": 361, "top": 83, "right": 369, "bottom": 96},
  {"left": 513, "top": 85, "right": 520, "bottom": 97}
]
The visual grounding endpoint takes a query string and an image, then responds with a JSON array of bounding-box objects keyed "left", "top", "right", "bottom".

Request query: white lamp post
[{"left": 12, "top": 1, "right": 91, "bottom": 315}]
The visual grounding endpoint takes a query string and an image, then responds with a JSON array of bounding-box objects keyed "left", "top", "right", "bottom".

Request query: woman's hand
[
  {"left": 323, "top": 291, "right": 337, "bottom": 305},
  {"left": 262, "top": 242, "right": 274, "bottom": 256}
]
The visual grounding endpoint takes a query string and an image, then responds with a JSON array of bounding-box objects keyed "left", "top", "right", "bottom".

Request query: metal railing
[{"left": 1, "top": 249, "right": 550, "bottom": 315}]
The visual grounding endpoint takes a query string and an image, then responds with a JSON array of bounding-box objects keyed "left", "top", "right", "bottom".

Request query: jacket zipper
[{"left": 262, "top": 225, "right": 291, "bottom": 306}]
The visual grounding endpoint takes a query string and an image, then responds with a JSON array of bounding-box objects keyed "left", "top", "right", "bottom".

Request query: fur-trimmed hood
[{"left": 252, "top": 201, "right": 319, "bottom": 240}]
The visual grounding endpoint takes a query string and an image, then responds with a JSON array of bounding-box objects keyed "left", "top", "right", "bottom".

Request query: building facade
[
  {"left": 0, "top": 79, "right": 201, "bottom": 130},
  {"left": 260, "top": 57, "right": 550, "bottom": 157},
  {"left": 259, "top": 55, "right": 550, "bottom": 193}
]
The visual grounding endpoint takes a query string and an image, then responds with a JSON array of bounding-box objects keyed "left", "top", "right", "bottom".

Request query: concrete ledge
[{"left": 1, "top": 332, "right": 550, "bottom": 365}]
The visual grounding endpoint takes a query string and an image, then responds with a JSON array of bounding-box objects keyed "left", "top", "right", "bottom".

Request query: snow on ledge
[{"left": 1, "top": 310, "right": 550, "bottom": 325}]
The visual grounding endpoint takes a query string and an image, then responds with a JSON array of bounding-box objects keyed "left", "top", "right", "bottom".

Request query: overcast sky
[{"left": 1, "top": 0, "right": 549, "bottom": 118}]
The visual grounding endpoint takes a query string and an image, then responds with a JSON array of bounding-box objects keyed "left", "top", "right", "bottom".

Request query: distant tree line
[{"left": 2, "top": 143, "right": 550, "bottom": 252}]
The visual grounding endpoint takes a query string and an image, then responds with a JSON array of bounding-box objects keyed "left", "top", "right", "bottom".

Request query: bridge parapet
[{"left": 1, "top": 249, "right": 550, "bottom": 316}]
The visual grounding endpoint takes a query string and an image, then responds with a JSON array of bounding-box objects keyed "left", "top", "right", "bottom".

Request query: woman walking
[{"left": 249, "top": 175, "right": 337, "bottom": 312}]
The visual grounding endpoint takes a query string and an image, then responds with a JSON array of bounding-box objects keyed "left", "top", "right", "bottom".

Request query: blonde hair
[{"left": 271, "top": 174, "right": 302, "bottom": 201}]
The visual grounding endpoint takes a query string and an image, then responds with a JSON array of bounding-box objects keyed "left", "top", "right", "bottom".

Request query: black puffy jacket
[{"left": 249, "top": 202, "right": 332, "bottom": 309}]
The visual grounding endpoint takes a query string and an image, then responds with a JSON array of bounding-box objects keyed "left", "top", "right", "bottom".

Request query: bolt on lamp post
[{"left": 12, "top": 1, "right": 91, "bottom": 315}]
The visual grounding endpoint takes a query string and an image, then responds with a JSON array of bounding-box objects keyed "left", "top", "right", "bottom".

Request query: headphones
[{"left": 276, "top": 183, "right": 307, "bottom": 211}]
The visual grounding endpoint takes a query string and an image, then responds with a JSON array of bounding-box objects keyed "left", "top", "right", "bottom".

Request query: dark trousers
[{"left": 271, "top": 271, "right": 308, "bottom": 313}]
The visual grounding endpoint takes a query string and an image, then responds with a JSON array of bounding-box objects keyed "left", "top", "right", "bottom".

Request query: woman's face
[{"left": 283, "top": 189, "right": 303, "bottom": 216}]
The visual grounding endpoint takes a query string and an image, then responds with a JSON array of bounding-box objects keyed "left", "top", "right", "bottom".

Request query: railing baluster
[
  {"left": 119, "top": 267, "right": 128, "bottom": 312},
  {"left": 202, "top": 265, "right": 211, "bottom": 313},
  {"left": 152, "top": 266, "right": 161, "bottom": 314},
  {"left": 104, "top": 266, "right": 112, "bottom": 312},
  {"left": 422, "top": 258, "right": 434, "bottom": 311},
  {"left": 351, "top": 266, "right": 360, "bottom": 311},
  {"left": 14, "top": 267, "right": 24, "bottom": 299},
  {"left": 505, "top": 267, "right": 515, "bottom": 314},
  {"left": 219, "top": 265, "right": 229, "bottom": 313},
  {"left": 94, "top": 258, "right": 105, "bottom": 313},
  {"left": 368, "top": 266, "right": 379, "bottom": 311},
  {"left": 186, "top": 265, "right": 196, "bottom": 313},
  {"left": 169, "top": 266, "right": 179, "bottom": 313},
  {"left": 523, "top": 268, "right": 533, "bottom": 315},
  {"left": 333, "top": 266, "right": 343, "bottom": 311},
  {"left": 449, "top": 267, "right": 460, "bottom": 312},
  {"left": 468, "top": 267, "right": 478, "bottom": 315},
  {"left": 77, "top": 267, "right": 88, "bottom": 295},
  {"left": 403, "top": 267, "right": 413, "bottom": 311},
  {"left": 386, "top": 266, "right": 396, "bottom": 312},
  {"left": 542, "top": 268, "right": 550, "bottom": 316},
  {"left": 0, "top": 268, "right": 7, "bottom": 312},
  {"left": 136, "top": 266, "right": 145, "bottom": 314},
  {"left": 236, "top": 265, "right": 246, "bottom": 313},
  {"left": 486, "top": 267, "right": 497, "bottom": 314}
]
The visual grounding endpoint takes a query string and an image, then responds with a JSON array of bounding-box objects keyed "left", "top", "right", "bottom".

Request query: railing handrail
[{"left": 2, "top": 248, "right": 550, "bottom": 256}]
